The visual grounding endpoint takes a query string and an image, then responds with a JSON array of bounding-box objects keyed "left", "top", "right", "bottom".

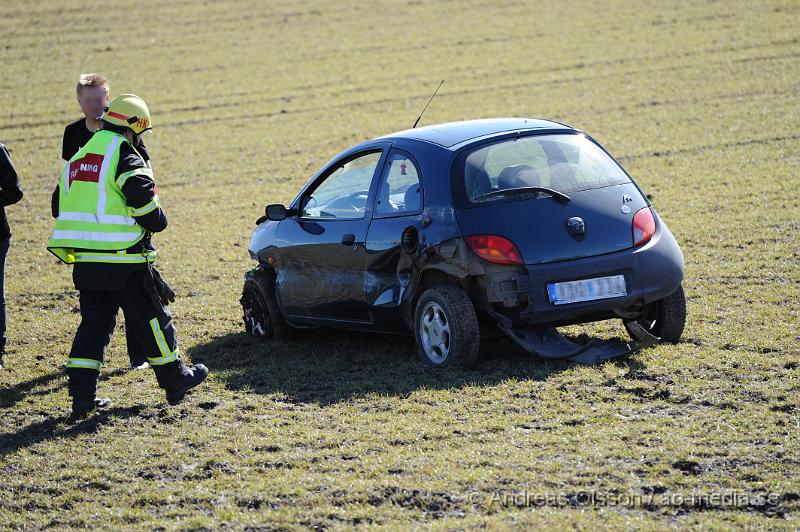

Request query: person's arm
[
  {"left": 0, "top": 145, "right": 23, "bottom": 207},
  {"left": 62, "top": 121, "right": 93, "bottom": 161},
  {"left": 136, "top": 137, "right": 150, "bottom": 164},
  {"left": 52, "top": 185, "right": 60, "bottom": 218},
  {"left": 62, "top": 125, "right": 72, "bottom": 161},
  {"left": 117, "top": 142, "right": 167, "bottom": 232},
  {"left": 122, "top": 175, "right": 167, "bottom": 233}
]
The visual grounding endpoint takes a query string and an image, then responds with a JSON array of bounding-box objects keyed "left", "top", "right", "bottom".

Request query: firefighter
[{"left": 48, "top": 94, "right": 208, "bottom": 422}]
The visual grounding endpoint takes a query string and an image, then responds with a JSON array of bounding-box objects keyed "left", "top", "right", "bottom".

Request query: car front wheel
[
  {"left": 241, "top": 271, "right": 291, "bottom": 340},
  {"left": 624, "top": 284, "right": 686, "bottom": 344},
  {"left": 414, "top": 285, "right": 480, "bottom": 368}
]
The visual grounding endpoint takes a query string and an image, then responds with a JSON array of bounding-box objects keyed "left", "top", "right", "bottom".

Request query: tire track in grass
[
  {"left": 7, "top": 40, "right": 799, "bottom": 131},
  {"left": 2, "top": 0, "right": 468, "bottom": 50},
  {"left": 2, "top": 35, "right": 796, "bottom": 125},
  {"left": 150, "top": 35, "right": 800, "bottom": 108},
  {"left": 0, "top": 0, "right": 324, "bottom": 40},
  {"left": 589, "top": 86, "right": 799, "bottom": 116},
  {"left": 3, "top": 75, "right": 796, "bottom": 147},
  {"left": 144, "top": 36, "right": 800, "bottom": 108},
  {"left": 0, "top": 39, "right": 800, "bottom": 143},
  {"left": 617, "top": 134, "right": 800, "bottom": 161},
  {"left": 78, "top": 51, "right": 800, "bottom": 129}
]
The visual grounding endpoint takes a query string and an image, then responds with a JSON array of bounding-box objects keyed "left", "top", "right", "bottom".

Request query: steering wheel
[{"left": 343, "top": 190, "right": 369, "bottom": 211}]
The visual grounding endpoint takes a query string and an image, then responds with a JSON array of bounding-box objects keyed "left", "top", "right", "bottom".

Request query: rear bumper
[
  {"left": 489, "top": 308, "right": 661, "bottom": 363},
  {"left": 514, "top": 215, "right": 683, "bottom": 326}
]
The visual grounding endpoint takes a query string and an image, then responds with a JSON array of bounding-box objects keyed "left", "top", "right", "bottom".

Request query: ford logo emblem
[{"left": 566, "top": 216, "right": 586, "bottom": 236}]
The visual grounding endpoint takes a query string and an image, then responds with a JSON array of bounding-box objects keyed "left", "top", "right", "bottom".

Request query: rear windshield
[{"left": 462, "top": 133, "right": 631, "bottom": 202}]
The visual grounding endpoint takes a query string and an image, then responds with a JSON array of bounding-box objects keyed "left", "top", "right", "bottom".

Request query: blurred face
[{"left": 78, "top": 86, "right": 108, "bottom": 120}]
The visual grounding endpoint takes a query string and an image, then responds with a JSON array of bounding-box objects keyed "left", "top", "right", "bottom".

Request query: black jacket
[
  {"left": 52, "top": 139, "right": 167, "bottom": 290},
  {"left": 0, "top": 144, "right": 24, "bottom": 240}
]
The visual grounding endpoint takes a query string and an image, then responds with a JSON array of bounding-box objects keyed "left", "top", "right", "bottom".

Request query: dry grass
[{"left": 0, "top": 0, "right": 798, "bottom": 529}]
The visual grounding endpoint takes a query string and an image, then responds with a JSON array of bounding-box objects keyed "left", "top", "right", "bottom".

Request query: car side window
[
  {"left": 301, "top": 151, "right": 382, "bottom": 219},
  {"left": 374, "top": 150, "right": 422, "bottom": 216}
]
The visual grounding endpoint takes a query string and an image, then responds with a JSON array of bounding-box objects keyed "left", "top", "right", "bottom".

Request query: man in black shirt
[
  {"left": 63, "top": 73, "right": 149, "bottom": 369},
  {"left": 63, "top": 73, "right": 149, "bottom": 162},
  {"left": 63, "top": 73, "right": 107, "bottom": 160},
  {"left": 0, "top": 144, "right": 23, "bottom": 370}
]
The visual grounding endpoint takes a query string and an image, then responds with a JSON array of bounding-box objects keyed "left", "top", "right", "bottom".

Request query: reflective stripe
[
  {"left": 96, "top": 136, "right": 121, "bottom": 216},
  {"left": 67, "top": 358, "right": 102, "bottom": 371},
  {"left": 58, "top": 211, "right": 135, "bottom": 225},
  {"left": 62, "top": 162, "right": 71, "bottom": 193},
  {"left": 73, "top": 251, "right": 156, "bottom": 264},
  {"left": 148, "top": 351, "right": 179, "bottom": 366},
  {"left": 132, "top": 196, "right": 159, "bottom": 217},
  {"left": 148, "top": 318, "right": 179, "bottom": 365},
  {"left": 117, "top": 167, "right": 154, "bottom": 189},
  {"left": 50, "top": 230, "right": 143, "bottom": 242}
]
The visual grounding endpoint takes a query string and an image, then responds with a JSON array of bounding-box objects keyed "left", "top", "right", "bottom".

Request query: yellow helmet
[{"left": 100, "top": 94, "right": 152, "bottom": 135}]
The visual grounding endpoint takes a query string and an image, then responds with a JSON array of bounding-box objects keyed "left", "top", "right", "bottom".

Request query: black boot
[
  {"left": 67, "top": 397, "right": 111, "bottom": 423},
  {"left": 153, "top": 359, "right": 209, "bottom": 405}
]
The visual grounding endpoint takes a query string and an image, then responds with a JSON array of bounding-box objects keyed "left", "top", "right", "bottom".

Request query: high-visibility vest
[{"left": 47, "top": 129, "right": 158, "bottom": 264}]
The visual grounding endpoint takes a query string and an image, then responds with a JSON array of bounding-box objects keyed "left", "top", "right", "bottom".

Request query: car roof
[{"left": 376, "top": 118, "right": 574, "bottom": 149}]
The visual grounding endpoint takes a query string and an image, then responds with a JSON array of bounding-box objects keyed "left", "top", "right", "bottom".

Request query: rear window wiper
[{"left": 476, "top": 186, "right": 572, "bottom": 204}]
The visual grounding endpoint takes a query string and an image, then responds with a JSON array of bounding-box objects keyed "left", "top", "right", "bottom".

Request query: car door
[
  {"left": 274, "top": 148, "right": 387, "bottom": 322},
  {"left": 364, "top": 148, "right": 425, "bottom": 331}
]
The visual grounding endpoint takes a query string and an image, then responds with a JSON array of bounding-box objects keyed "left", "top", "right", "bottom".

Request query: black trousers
[
  {"left": 67, "top": 267, "right": 180, "bottom": 400},
  {"left": 119, "top": 308, "right": 148, "bottom": 366}
]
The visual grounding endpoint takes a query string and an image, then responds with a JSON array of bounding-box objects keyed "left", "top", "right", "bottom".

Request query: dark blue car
[{"left": 242, "top": 118, "right": 685, "bottom": 367}]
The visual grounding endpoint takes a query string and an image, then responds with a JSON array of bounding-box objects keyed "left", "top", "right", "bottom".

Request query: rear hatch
[
  {"left": 456, "top": 182, "right": 647, "bottom": 264},
  {"left": 454, "top": 132, "right": 648, "bottom": 264}
]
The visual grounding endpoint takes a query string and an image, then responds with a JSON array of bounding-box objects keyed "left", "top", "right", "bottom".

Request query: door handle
[{"left": 341, "top": 233, "right": 356, "bottom": 246}]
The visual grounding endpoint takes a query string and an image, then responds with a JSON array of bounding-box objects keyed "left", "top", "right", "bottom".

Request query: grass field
[{"left": 1, "top": 0, "right": 799, "bottom": 529}]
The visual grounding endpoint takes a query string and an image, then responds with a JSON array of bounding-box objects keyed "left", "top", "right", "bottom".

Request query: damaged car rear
[{"left": 242, "top": 118, "right": 686, "bottom": 367}]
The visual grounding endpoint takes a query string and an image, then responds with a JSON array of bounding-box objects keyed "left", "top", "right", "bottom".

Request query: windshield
[{"left": 463, "top": 134, "right": 631, "bottom": 203}]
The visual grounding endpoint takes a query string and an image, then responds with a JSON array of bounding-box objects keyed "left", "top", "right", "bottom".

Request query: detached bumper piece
[{"left": 488, "top": 310, "right": 659, "bottom": 363}]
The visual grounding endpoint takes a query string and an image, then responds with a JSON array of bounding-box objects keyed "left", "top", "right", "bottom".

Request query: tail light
[
  {"left": 632, "top": 207, "right": 656, "bottom": 246},
  {"left": 465, "top": 235, "right": 523, "bottom": 265}
]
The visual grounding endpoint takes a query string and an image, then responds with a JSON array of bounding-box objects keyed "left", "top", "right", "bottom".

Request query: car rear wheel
[
  {"left": 414, "top": 286, "right": 479, "bottom": 368},
  {"left": 241, "top": 272, "right": 291, "bottom": 340},
  {"left": 624, "top": 285, "right": 686, "bottom": 344}
]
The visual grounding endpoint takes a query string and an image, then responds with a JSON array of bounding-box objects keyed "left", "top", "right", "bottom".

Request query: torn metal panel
[{"left": 488, "top": 309, "right": 659, "bottom": 364}]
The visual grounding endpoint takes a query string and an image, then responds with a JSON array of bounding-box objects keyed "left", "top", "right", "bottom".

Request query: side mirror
[{"left": 265, "top": 203, "right": 288, "bottom": 221}]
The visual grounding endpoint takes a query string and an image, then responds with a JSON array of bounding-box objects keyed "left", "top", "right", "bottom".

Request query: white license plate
[{"left": 547, "top": 275, "right": 627, "bottom": 305}]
